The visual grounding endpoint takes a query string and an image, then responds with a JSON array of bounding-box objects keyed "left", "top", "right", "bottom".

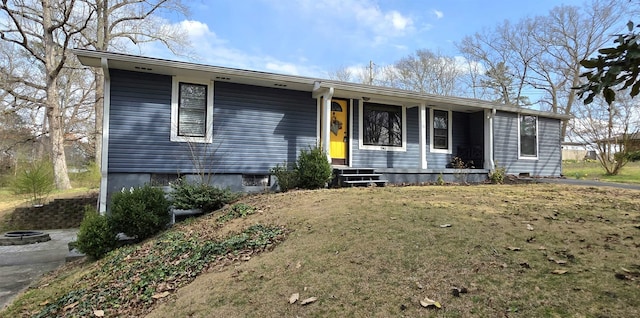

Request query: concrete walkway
[
  {"left": 536, "top": 178, "right": 640, "bottom": 191},
  {"left": 0, "top": 229, "right": 78, "bottom": 310}
]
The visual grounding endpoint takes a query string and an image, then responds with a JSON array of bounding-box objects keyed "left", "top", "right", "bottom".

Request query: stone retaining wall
[{"left": 6, "top": 194, "right": 98, "bottom": 230}]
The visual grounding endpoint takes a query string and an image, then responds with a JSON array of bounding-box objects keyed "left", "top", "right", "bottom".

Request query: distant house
[
  {"left": 561, "top": 142, "right": 595, "bottom": 161},
  {"left": 595, "top": 133, "right": 640, "bottom": 154},
  {"left": 73, "top": 50, "right": 570, "bottom": 212}
]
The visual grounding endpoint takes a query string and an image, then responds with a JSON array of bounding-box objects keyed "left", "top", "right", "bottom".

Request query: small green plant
[
  {"left": 217, "top": 203, "right": 256, "bottom": 223},
  {"left": 75, "top": 207, "right": 117, "bottom": 259},
  {"left": 270, "top": 162, "right": 298, "bottom": 192},
  {"left": 489, "top": 165, "right": 507, "bottom": 184},
  {"left": 11, "top": 158, "right": 55, "bottom": 205},
  {"left": 169, "top": 178, "right": 238, "bottom": 212},
  {"left": 436, "top": 173, "right": 445, "bottom": 185},
  {"left": 296, "top": 145, "right": 333, "bottom": 189},
  {"left": 109, "top": 184, "right": 171, "bottom": 240}
]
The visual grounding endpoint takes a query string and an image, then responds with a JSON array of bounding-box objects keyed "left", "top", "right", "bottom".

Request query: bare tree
[
  {"left": 457, "top": 0, "right": 626, "bottom": 138},
  {"left": 0, "top": 0, "right": 93, "bottom": 189},
  {"left": 570, "top": 91, "right": 638, "bottom": 175},
  {"left": 384, "top": 49, "right": 463, "bottom": 95},
  {"left": 328, "top": 66, "right": 354, "bottom": 82}
]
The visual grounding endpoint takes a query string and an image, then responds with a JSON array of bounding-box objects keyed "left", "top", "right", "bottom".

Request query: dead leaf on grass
[
  {"left": 419, "top": 297, "right": 442, "bottom": 308},
  {"left": 416, "top": 282, "right": 424, "bottom": 289},
  {"left": 439, "top": 224, "right": 452, "bottom": 228},
  {"left": 296, "top": 261, "right": 302, "bottom": 269},
  {"left": 94, "top": 309, "right": 105, "bottom": 317},
  {"left": 300, "top": 297, "right": 317, "bottom": 305},
  {"left": 548, "top": 257, "right": 567, "bottom": 265},
  {"left": 538, "top": 246, "right": 547, "bottom": 250},
  {"left": 39, "top": 300, "right": 50, "bottom": 306},
  {"left": 63, "top": 301, "right": 78, "bottom": 311},
  {"left": 527, "top": 224, "right": 534, "bottom": 231},
  {"left": 552, "top": 269, "right": 568, "bottom": 275},
  {"left": 289, "top": 293, "right": 299, "bottom": 304},
  {"left": 507, "top": 246, "right": 521, "bottom": 251},
  {"left": 152, "top": 291, "right": 170, "bottom": 299}
]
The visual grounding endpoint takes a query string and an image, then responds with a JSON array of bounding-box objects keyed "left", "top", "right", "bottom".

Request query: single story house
[{"left": 73, "top": 50, "right": 569, "bottom": 213}]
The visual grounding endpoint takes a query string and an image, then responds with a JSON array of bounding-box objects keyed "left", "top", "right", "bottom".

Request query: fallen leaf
[
  {"left": 552, "top": 269, "right": 568, "bottom": 275},
  {"left": 420, "top": 297, "right": 442, "bottom": 308},
  {"left": 439, "top": 224, "right": 452, "bottom": 228},
  {"left": 289, "top": 293, "right": 299, "bottom": 304},
  {"left": 416, "top": 282, "right": 424, "bottom": 289},
  {"left": 152, "top": 291, "right": 170, "bottom": 299},
  {"left": 300, "top": 297, "right": 317, "bottom": 305},
  {"left": 538, "top": 246, "right": 547, "bottom": 250},
  {"left": 240, "top": 255, "right": 251, "bottom": 261},
  {"left": 527, "top": 224, "right": 534, "bottom": 231},
  {"left": 296, "top": 261, "right": 302, "bottom": 269},
  {"left": 507, "top": 246, "right": 521, "bottom": 251},
  {"left": 94, "top": 310, "right": 105, "bottom": 317},
  {"left": 39, "top": 300, "right": 51, "bottom": 306},
  {"left": 63, "top": 302, "right": 78, "bottom": 311}
]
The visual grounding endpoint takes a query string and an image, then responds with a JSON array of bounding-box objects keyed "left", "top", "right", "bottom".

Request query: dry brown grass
[
  {"left": 2, "top": 184, "right": 639, "bottom": 317},
  {"left": 144, "top": 184, "right": 640, "bottom": 318}
]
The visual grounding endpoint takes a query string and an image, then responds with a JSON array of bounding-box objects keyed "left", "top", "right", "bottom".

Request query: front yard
[{"left": 562, "top": 160, "right": 640, "bottom": 184}]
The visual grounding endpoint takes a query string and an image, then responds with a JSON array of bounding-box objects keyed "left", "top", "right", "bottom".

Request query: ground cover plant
[
  {"left": 563, "top": 160, "right": 640, "bottom": 184},
  {"left": 2, "top": 184, "right": 640, "bottom": 317}
]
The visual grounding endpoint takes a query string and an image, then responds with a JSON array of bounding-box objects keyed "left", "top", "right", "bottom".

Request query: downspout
[
  {"left": 419, "top": 103, "right": 427, "bottom": 169},
  {"left": 98, "top": 57, "right": 110, "bottom": 214},
  {"left": 322, "top": 87, "right": 334, "bottom": 162},
  {"left": 484, "top": 108, "right": 496, "bottom": 170}
]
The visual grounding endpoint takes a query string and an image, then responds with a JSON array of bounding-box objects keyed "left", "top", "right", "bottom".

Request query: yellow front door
[{"left": 329, "top": 99, "right": 348, "bottom": 165}]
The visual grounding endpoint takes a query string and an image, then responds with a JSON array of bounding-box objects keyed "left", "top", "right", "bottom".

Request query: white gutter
[{"left": 99, "top": 57, "right": 110, "bottom": 214}]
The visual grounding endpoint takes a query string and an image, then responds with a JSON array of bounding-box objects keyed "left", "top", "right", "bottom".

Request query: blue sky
[{"left": 151, "top": 0, "right": 588, "bottom": 78}]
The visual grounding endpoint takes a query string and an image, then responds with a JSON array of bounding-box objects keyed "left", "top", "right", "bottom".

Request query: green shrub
[
  {"left": 11, "top": 158, "right": 54, "bottom": 205},
  {"left": 76, "top": 207, "right": 117, "bottom": 259},
  {"left": 295, "top": 146, "right": 333, "bottom": 189},
  {"left": 108, "top": 185, "right": 171, "bottom": 240},
  {"left": 626, "top": 150, "right": 640, "bottom": 162},
  {"left": 489, "top": 166, "right": 506, "bottom": 184},
  {"left": 436, "top": 173, "right": 445, "bottom": 185},
  {"left": 169, "top": 178, "right": 239, "bottom": 212},
  {"left": 270, "top": 162, "right": 298, "bottom": 192}
]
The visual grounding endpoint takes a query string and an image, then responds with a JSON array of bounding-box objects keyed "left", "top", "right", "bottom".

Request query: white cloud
[{"left": 433, "top": 10, "right": 444, "bottom": 19}]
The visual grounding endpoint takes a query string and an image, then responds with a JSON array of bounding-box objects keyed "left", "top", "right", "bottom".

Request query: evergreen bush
[
  {"left": 108, "top": 185, "right": 171, "bottom": 240},
  {"left": 76, "top": 207, "right": 117, "bottom": 259},
  {"left": 295, "top": 146, "right": 333, "bottom": 189},
  {"left": 270, "top": 162, "right": 298, "bottom": 192},
  {"left": 11, "top": 158, "right": 55, "bottom": 205},
  {"left": 169, "top": 178, "right": 239, "bottom": 212}
]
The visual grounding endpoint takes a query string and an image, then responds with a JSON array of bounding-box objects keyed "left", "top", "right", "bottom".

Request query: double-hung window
[
  {"left": 429, "top": 108, "right": 452, "bottom": 154},
  {"left": 519, "top": 115, "right": 538, "bottom": 158},
  {"left": 361, "top": 102, "right": 405, "bottom": 150},
  {"left": 171, "top": 77, "right": 213, "bottom": 143}
]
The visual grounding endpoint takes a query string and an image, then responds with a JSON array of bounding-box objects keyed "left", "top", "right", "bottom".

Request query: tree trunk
[{"left": 43, "top": 0, "right": 71, "bottom": 190}]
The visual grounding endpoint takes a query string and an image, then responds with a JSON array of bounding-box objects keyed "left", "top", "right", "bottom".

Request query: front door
[{"left": 329, "top": 99, "right": 348, "bottom": 165}]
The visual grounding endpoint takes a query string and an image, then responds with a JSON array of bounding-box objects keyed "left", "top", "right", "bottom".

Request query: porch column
[
  {"left": 419, "top": 103, "right": 427, "bottom": 169},
  {"left": 484, "top": 108, "right": 495, "bottom": 170},
  {"left": 312, "top": 82, "right": 334, "bottom": 162}
]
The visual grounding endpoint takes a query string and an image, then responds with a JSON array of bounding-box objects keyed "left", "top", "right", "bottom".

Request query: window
[
  {"left": 519, "top": 115, "right": 538, "bottom": 158},
  {"left": 361, "top": 102, "right": 405, "bottom": 149},
  {"left": 171, "top": 77, "right": 213, "bottom": 143},
  {"left": 429, "top": 108, "right": 452, "bottom": 154}
]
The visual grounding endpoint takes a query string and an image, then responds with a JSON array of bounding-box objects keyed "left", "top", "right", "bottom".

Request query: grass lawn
[
  {"left": 2, "top": 184, "right": 640, "bottom": 317},
  {"left": 563, "top": 160, "right": 640, "bottom": 184}
]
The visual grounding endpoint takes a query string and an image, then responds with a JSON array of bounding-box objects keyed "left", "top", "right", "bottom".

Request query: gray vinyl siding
[
  {"left": 351, "top": 102, "right": 420, "bottom": 168},
  {"left": 108, "top": 70, "right": 316, "bottom": 174},
  {"left": 493, "top": 111, "right": 562, "bottom": 176}
]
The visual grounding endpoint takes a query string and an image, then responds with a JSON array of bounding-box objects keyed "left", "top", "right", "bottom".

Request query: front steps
[{"left": 333, "top": 168, "right": 388, "bottom": 187}]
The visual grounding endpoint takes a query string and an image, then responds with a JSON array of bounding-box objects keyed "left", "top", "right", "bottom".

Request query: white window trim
[
  {"left": 429, "top": 108, "right": 452, "bottom": 154},
  {"left": 518, "top": 114, "right": 539, "bottom": 160},
  {"left": 358, "top": 101, "right": 407, "bottom": 152},
  {"left": 170, "top": 76, "right": 214, "bottom": 143}
]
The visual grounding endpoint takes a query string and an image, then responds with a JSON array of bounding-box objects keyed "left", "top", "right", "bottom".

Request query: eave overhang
[{"left": 73, "top": 49, "right": 572, "bottom": 120}]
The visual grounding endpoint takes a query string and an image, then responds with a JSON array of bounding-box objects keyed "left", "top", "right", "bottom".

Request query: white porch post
[
  {"left": 484, "top": 108, "right": 496, "bottom": 170},
  {"left": 312, "top": 82, "right": 334, "bottom": 163},
  {"left": 419, "top": 104, "right": 427, "bottom": 169}
]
